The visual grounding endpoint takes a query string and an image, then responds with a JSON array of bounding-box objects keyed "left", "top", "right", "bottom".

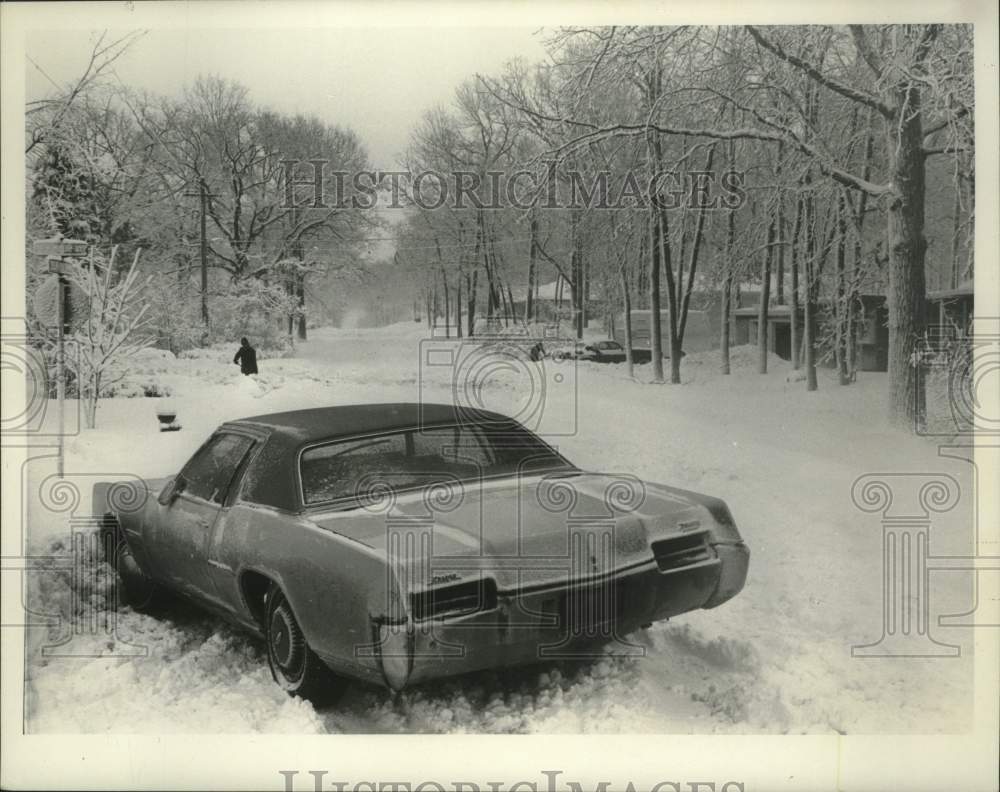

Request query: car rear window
[{"left": 299, "top": 423, "right": 572, "bottom": 506}]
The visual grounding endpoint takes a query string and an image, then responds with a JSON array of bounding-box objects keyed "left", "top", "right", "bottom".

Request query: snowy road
[{"left": 22, "top": 325, "right": 976, "bottom": 734}]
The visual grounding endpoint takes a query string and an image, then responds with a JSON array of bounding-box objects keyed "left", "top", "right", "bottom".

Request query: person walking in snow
[{"left": 233, "top": 337, "right": 258, "bottom": 376}]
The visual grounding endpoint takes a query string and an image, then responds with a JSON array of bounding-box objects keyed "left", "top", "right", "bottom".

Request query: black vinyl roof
[
  {"left": 231, "top": 402, "right": 511, "bottom": 441},
  {"left": 222, "top": 403, "right": 517, "bottom": 512}
]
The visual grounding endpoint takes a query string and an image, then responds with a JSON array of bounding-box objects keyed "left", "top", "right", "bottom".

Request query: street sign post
[
  {"left": 32, "top": 238, "right": 89, "bottom": 258},
  {"left": 31, "top": 237, "right": 89, "bottom": 478}
]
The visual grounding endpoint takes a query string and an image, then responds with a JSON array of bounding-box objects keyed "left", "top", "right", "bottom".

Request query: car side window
[{"left": 181, "top": 433, "right": 255, "bottom": 504}]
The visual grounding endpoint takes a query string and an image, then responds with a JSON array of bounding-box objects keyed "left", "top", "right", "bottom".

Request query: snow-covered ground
[{"left": 21, "top": 323, "right": 976, "bottom": 734}]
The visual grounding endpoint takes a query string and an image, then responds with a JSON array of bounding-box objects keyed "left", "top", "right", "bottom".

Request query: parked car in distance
[
  {"left": 94, "top": 403, "right": 749, "bottom": 703},
  {"left": 548, "top": 341, "right": 587, "bottom": 361},
  {"left": 580, "top": 340, "right": 627, "bottom": 363}
]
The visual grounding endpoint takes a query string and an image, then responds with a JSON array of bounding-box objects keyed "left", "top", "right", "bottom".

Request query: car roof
[
  {"left": 221, "top": 403, "right": 517, "bottom": 512},
  {"left": 229, "top": 403, "right": 510, "bottom": 440}
]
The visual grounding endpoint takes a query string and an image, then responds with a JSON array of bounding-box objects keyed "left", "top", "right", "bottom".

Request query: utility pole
[
  {"left": 32, "top": 237, "right": 89, "bottom": 477},
  {"left": 184, "top": 180, "right": 216, "bottom": 337}
]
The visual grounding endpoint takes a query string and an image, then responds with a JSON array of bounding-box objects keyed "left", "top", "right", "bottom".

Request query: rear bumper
[
  {"left": 703, "top": 541, "right": 750, "bottom": 608},
  {"left": 401, "top": 550, "right": 738, "bottom": 686}
]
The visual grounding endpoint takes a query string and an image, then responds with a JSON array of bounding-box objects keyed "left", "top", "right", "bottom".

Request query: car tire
[
  {"left": 264, "top": 584, "right": 344, "bottom": 705},
  {"left": 103, "top": 523, "right": 164, "bottom": 613}
]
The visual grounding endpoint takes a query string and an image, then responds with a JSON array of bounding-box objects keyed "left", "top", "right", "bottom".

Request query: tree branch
[{"left": 747, "top": 26, "right": 893, "bottom": 118}]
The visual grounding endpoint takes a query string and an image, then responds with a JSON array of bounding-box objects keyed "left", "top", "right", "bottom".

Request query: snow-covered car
[
  {"left": 94, "top": 403, "right": 749, "bottom": 702},
  {"left": 580, "top": 340, "right": 627, "bottom": 363}
]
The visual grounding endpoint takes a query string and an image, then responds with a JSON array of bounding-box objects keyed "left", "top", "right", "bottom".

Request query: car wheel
[
  {"left": 264, "top": 585, "right": 343, "bottom": 705},
  {"left": 105, "top": 527, "right": 163, "bottom": 613}
]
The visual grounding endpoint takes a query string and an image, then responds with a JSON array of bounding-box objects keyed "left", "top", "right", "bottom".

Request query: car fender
[
  {"left": 214, "top": 504, "right": 400, "bottom": 677},
  {"left": 93, "top": 478, "right": 162, "bottom": 574}
]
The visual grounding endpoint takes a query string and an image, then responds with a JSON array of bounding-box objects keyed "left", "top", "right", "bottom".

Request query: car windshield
[{"left": 299, "top": 422, "right": 575, "bottom": 506}]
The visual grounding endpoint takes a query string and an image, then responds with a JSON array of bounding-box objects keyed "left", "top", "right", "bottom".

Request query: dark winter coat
[{"left": 234, "top": 344, "right": 258, "bottom": 375}]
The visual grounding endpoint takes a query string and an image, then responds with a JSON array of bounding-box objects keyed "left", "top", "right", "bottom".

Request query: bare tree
[
  {"left": 26, "top": 30, "right": 145, "bottom": 155},
  {"left": 64, "top": 247, "right": 152, "bottom": 429},
  {"left": 498, "top": 24, "right": 971, "bottom": 425}
]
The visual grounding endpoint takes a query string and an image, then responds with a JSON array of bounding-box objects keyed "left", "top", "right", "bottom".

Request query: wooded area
[
  {"left": 391, "top": 24, "right": 973, "bottom": 425},
  {"left": 25, "top": 25, "right": 974, "bottom": 428}
]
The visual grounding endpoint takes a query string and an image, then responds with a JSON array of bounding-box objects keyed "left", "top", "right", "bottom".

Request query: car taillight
[
  {"left": 409, "top": 578, "right": 497, "bottom": 621},
  {"left": 651, "top": 531, "right": 714, "bottom": 572}
]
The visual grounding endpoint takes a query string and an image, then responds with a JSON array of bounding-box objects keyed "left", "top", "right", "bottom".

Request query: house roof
[
  {"left": 928, "top": 279, "right": 974, "bottom": 300},
  {"left": 733, "top": 294, "right": 886, "bottom": 318},
  {"left": 733, "top": 304, "right": 797, "bottom": 317},
  {"left": 512, "top": 278, "right": 604, "bottom": 302}
]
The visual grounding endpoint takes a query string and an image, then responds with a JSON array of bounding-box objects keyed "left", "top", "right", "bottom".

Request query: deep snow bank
[{"left": 22, "top": 327, "right": 976, "bottom": 733}]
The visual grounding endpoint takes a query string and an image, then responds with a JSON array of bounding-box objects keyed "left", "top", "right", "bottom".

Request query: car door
[{"left": 150, "top": 431, "right": 256, "bottom": 601}]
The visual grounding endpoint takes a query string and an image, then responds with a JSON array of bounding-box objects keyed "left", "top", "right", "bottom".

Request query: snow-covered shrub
[
  {"left": 145, "top": 274, "right": 205, "bottom": 354},
  {"left": 132, "top": 347, "right": 176, "bottom": 365},
  {"left": 208, "top": 279, "right": 297, "bottom": 352},
  {"left": 60, "top": 247, "right": 152, "bottom": 427},
  {"left": 101, "top": 378, "right": 173, "bottom": 398}
]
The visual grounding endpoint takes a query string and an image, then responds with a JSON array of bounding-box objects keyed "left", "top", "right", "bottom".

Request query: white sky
[{"left": 25, "top": 27, "right": 549, "bottom": 169}]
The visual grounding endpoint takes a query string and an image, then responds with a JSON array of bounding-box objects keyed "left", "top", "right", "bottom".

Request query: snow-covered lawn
[{"left": 22, "top": 324, "right": 976, "bottom": 734}]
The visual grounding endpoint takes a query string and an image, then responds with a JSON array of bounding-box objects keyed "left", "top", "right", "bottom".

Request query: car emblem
[{"left": 678, "top": 520, "right": 701, "bottom": 532}]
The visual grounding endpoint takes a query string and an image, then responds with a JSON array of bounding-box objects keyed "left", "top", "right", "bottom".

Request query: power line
[{"left": 174, "top": 235, "right": 593, "bottom": 255}]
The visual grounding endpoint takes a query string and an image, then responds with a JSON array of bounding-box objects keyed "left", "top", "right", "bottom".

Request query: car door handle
[{"left": 196, "top": 519, "right": 211, "bottom": 529}]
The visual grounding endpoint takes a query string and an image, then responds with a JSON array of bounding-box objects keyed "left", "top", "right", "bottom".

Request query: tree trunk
[
  {"left": 757, "top": 217, "right": 774, "bottom": 374},
  {"left": 835, "top": 194, "right": 850, "bottom": 385},
  {"left": 847, "top": 239, "right": 859, "bottom": 380},
  {"left": 296, "top": 272, "right": 307, "bottom": 340},
  {"left": 885, "top": 94, "right": 928, "bottom": 426},
  {"left": 790, "top": 194, "right": 803, "bottom": 370},
  {"left": 84, "top": 374, "right": 98, "bottom": 430},
  {"left": 950, "top": 171, "right": 962, "bottom": 289},
  {"left": 526, "top": 213, "right": 537, "bottom": 323},
  {"left": 721, "top": 140, "right": 737, "bottom": 375},
  {"left": 466, "top": 269, "right": 477, "bottom": 337},
  {"left": 674, "top": 143, "right": 715, "bottom": 374},
  {"left": 655, "top": 207, "right": 681, "bottom": 384},
  {"left": 455, "top": 273, "right": 463, "bottom": 338},
  {"left": 803, "top": 184, "right": 818, "bottom": 391},
  {"left": 571, "top": 210, "right": 584, "bottom": 339},
  {"left": 441, "top": 268, "right": 451, "bottom": 339},
  {"left": 962, "top": 167, "right": 974, "bottom": 281},
  {"left": 648, "top": 211, "right": 664, "bottom": 383},
  {"left": 775, "top": 224, "right": 785, "bottom": 304},
  {"left": 622, "top": 267, "right": 634, "bottom": 379},
  {"left": 720, "top": 273, "right": 733, "bottom": 375},
  {"left": 804, "top": 283, "right": 817, "bottom": 390}
]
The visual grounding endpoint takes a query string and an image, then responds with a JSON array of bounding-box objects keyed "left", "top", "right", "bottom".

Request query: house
[
  {"left": 510, "top": 276, "right": 604, "bottom": 323},
  {"left": 732, "top": 294, "right": 889, "bottom": 372},
  {"left": 927, "top": 279, "right": 974, "bottom": 334},
  {"left": 612, "top": 309, "right": 715, "bottom": 361}
]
